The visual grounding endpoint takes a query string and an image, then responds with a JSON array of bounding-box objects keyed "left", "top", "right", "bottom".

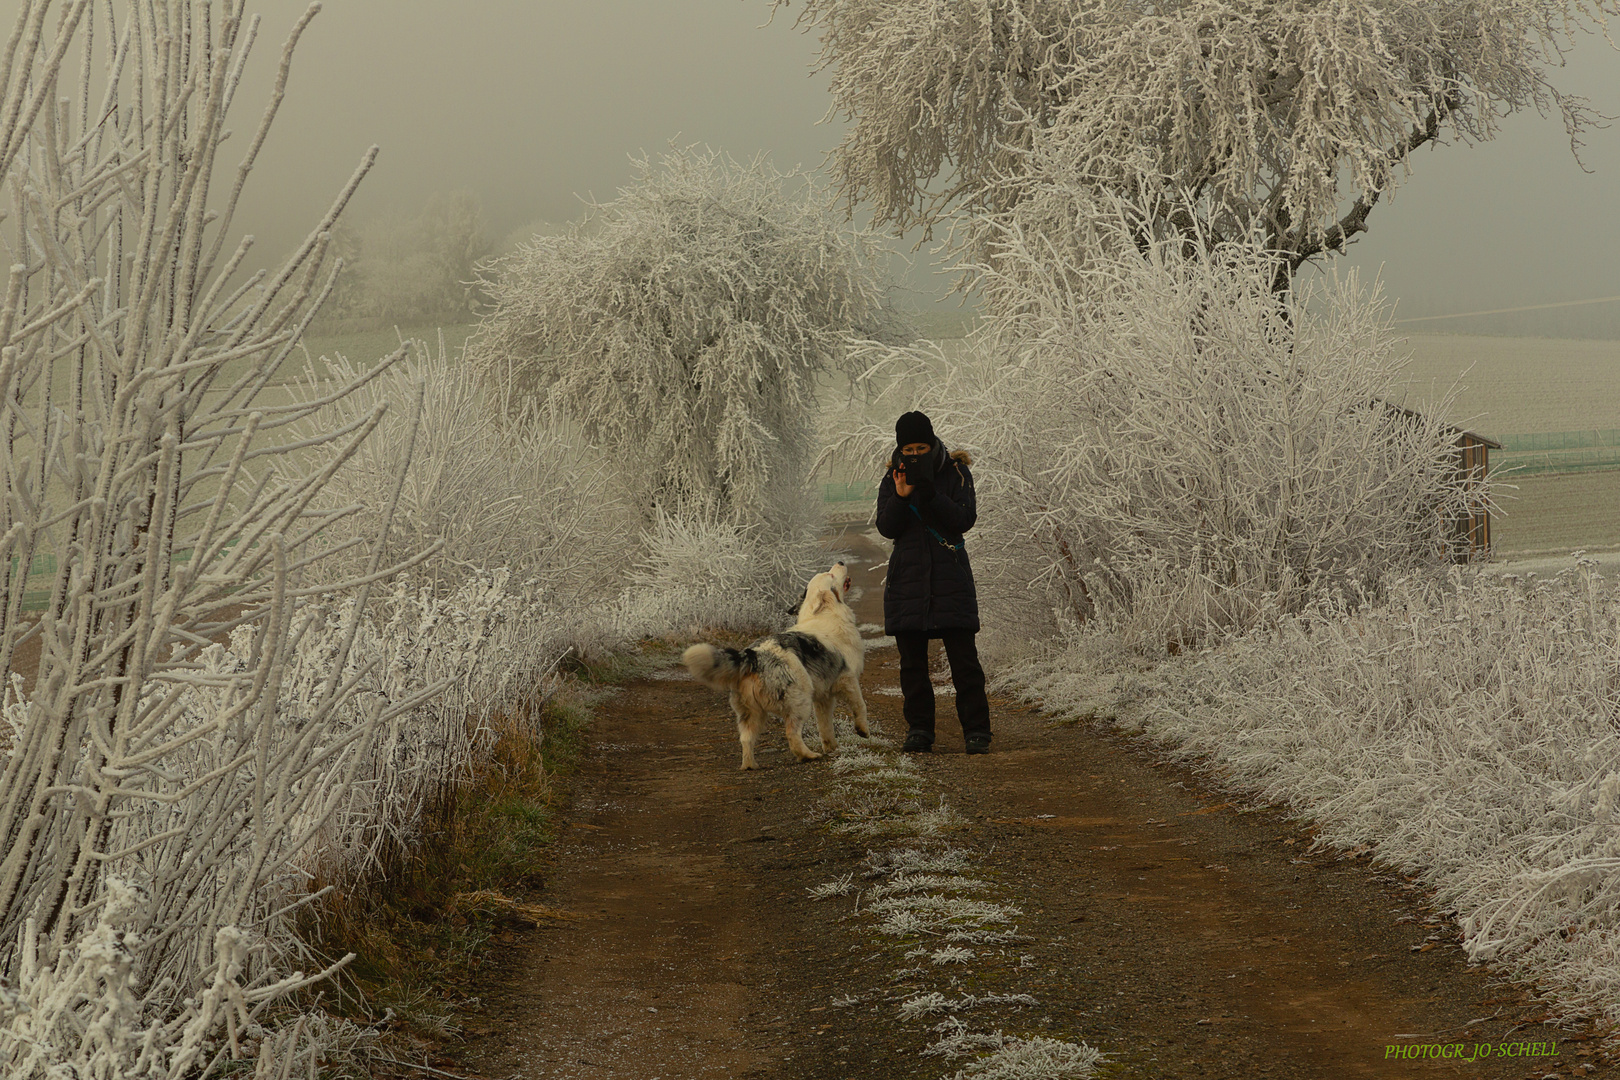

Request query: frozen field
[
  {"left": 1393, "top": 333, "right": 1620, "bottom": 557},
  {"left": 1392, "top": 332, "right": 1620, "bottom": 435},
  {"left": 825, "top": 325, "right": 1620, "bottom": 558}
]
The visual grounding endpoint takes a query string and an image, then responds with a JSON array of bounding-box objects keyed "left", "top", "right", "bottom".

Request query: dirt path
[{"left": 447, "top": 527, "right": 1605, "bottom": 1080}]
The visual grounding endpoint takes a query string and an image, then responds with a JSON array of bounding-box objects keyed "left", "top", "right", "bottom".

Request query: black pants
[{"left": 893, "top": 630, "right": 991, "bottom": 743}]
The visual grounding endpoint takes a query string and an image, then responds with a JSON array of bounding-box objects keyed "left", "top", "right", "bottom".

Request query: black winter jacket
[{"left": 875, "top": 443, "right": 980, "bottom": 634}]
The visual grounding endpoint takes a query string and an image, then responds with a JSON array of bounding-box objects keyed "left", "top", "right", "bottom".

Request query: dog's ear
[{"left": 808, "top": 585, "right": 837, "bottom": 616}]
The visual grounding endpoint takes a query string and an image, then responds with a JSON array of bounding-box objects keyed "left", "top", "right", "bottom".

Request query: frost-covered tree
[
  {"left": 466, "top": 145, "right": 909, "bottom": 529},
  {"left": 776, "top": 0, "right": 1619, "bottom": 287},
  {"left": 834, "top": 205, "right": 1474, "bottom": 652},
  {"left": 326, "top": 190, "right": 496, "bottom": 323}
]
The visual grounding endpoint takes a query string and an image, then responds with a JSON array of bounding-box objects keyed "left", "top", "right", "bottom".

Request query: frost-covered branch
[
  {"left": 283, "top": 336, "right": 634, "bottom": 605},
  {"left": 779, "top": 0, "right": 1618, "bottom": 286}
]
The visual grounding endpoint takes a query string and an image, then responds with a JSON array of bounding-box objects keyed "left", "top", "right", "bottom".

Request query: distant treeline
[{"left": 314, "top": 190, "right": 512, "bottom": 331}]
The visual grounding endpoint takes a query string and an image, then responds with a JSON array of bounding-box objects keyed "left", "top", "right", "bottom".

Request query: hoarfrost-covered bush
[
  {"left": 283, "top": 338, "right": 633, "bottom": 605},
  {"left": 613, "top": 510, "right": 817, "bottom": 638},
  {"left": 0, "top": 537, "right": 576, "bottom": 1079},
  {"left": 0, "top": 2, "right": 471, "bottom": 1075},
  {"left": 835, "top": 212, "right": 1473, "bottom": 653},
  {"left": 779, "top": 0, "right": 1620, "bottom": 287},
  {"left": 1007, "top": 560, "right": 1620, "bottom": 1030},
  {"left": 466, "top": 144, "right": 910, "bottom": 538},
  {"left": 286, "top": 338, "right": 792, "bottom": 647},
  {"left": 1, "top": 879, "right": 351, "bottom": 1080},
  {"left": 218, "top": 569, "right": 571, "bottom": 890}
]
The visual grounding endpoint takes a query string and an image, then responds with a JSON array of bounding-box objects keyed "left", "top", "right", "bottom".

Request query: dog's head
[{"left": 799, "top": 561, "right": 853, "bottom": 619}]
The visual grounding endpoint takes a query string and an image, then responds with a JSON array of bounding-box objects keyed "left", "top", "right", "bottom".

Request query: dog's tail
[{"left": 682, "top": 643, "right": 756, "bottom": 690}]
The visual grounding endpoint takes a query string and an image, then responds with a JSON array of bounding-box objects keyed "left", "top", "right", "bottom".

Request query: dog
[{"left": 682, "top": 561, "right": 869, "bottom": 770}]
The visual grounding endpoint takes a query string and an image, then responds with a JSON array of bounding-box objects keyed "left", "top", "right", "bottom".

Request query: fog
[
  {"left": 212, "top": 1, "right": 880, "bottom": 294},
  {"left": 13, "top": 0, "right": 1620, "bottom": 330},
  {"left": 1332, "top": 28, "right": 1620, "bottom": 338}
]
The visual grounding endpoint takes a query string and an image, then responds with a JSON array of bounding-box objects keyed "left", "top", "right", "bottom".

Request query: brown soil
[{"left": 442, "top": 527, "right": 1609, "bottom": 1080}]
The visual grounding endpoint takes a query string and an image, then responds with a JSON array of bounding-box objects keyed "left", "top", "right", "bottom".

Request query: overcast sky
[{"left": 30, "top": 0, "right": 1620, "bottom": 330}]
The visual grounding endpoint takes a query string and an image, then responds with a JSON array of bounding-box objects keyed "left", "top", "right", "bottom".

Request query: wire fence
[
  {"left": 1492, "top": 430, "right": 1620, "bottom": 476},
  {"left": 823, "top": 479, "right": 878, "bottom": 503}
]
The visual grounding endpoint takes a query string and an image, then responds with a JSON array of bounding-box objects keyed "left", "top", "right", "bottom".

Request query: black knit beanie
[{"left": 895, "top": 410, "right": 935, "bottom": 448}]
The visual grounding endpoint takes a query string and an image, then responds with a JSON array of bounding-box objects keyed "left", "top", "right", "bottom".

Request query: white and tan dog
[{"left": 683, "top": 562, "right": 869, "bottom": 769}]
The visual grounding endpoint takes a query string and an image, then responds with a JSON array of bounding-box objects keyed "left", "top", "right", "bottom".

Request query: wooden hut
[
  {"left": 1446, "top": 427, "right": 1499, "bottom": 562},
  {"left": 1377, "top": 400, "right": 1499, "bottom": 563}
]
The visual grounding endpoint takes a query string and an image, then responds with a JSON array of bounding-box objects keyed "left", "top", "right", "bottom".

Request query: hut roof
[{"left": 1374, "top": 398, "right": 1502, "bottom": 450}]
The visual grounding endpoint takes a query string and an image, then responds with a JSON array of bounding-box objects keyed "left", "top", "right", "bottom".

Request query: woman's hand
[{"left": 892, "top": 466, "right": 913, "bottom": 498}]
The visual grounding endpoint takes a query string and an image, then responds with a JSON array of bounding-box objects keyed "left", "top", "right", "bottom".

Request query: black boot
[{"left": 902, "top": 730, "right": 934, "bottom": 753}]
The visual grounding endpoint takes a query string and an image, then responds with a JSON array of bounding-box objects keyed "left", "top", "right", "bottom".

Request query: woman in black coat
[{"left": 875, "top": 411, "right": 991, "bottom": 754}]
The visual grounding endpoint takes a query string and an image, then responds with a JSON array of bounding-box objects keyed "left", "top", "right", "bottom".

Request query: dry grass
[{"left": 298, "top": 689, "right": 590, "bottom": 1038}]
